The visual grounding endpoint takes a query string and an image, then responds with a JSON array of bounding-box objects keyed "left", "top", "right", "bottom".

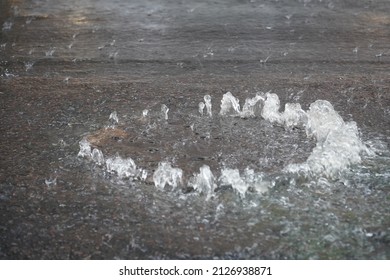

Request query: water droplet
[{"left": 161, "top": 104, "right": 169, "bottom": 120}]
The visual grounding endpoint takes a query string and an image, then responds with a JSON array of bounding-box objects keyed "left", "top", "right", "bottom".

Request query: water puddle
[{"left": 2, "top": 0, "right": 389, "bottom": 259}]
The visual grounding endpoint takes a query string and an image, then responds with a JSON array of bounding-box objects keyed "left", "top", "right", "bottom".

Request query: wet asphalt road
[{"left": 0, "top": 0, "right": 389, "bottom": 259}]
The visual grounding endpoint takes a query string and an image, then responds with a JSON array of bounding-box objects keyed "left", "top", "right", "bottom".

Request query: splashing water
[
  {"left": 161, "top": 104, "right": 169, "bottom": 120},
  {"left": 109, "top": 111, "right": 119, "bottom": 125},
  {"left": 219, "top": 92, "right": 370, "bottom": 179},
  {"left": 204, "top": 95, "right": 212, "bottom": 117},
  {"left": 219, "top": 168, "right": 270, "bottom": 198},
  {"left": 2, "top": 20, "right": 13, "bottom": 31},
  {"left": 219, "top": 91, "right": 264, "bottom": 118},
  {"left": 220, "top": 91, "right": 241, "bottom": 116},
  {"left": 153, "top": 162, "right": 183, "bottom": 190},
  {"left": 198, "top": 102, "right": 205, "bottom": 116},
  {"left": 91, "top": 148, "right": 105, "bottom": 166},
  {"left": 106, "top": 156, "right": 138, "bottom": 179},
  {"left": 45, "top": 48, "right": 55, "bottom": 57},
  {"left": 188, "top": 165, "right": 217, "bottom": 199},
  {"left": 24, "top": 62, "right": 34, "bottom": 72},
  {"left": 285, "top": 100, "right": 370, "bottom": 177},
  {"left": 78, "top": 137, "right": 145, "bottom": 180},
  {"left": 261, "top": 92, "right": 283, "bottom": 123},
  {"left": 241, "top": 94, "right": 265, "bottom": 118},
  {"left": 282, "top": 103, "right": 307, "bottom": 129},
  {"left": 77, "top": 138, "right": 92, "bottom": 158},
  {"left": 78, "top": 91, "right": 373, "bottom": 198},
  {"left": 219, "top": 168, "right": 249, "bottom": 198}
]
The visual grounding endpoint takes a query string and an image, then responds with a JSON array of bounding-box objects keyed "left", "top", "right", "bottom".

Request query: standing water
[{"left": 0, "top": 0, "right": 389, "bottom": 259}]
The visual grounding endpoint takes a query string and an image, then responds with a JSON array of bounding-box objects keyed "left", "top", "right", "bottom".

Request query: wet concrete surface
[{"left": 0, "top": 0, "right": 389, "bottom": 259}]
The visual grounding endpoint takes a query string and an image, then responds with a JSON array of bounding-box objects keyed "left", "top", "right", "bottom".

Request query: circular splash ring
[{"left": 78, "top": 91, "right": 369, "bottom": 198}]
